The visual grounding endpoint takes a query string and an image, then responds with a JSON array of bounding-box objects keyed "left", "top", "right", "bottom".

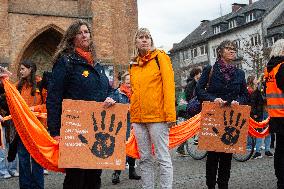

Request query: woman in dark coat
[
  {"left": 196, "top": 40, "right": 248, "bottom": 189},
  {"left": 46, "top": 19, "right": 115, "bottom": 189}
]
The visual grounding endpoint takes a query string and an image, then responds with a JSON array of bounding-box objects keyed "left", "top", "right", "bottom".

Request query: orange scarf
[
  {"left": 136, "top": 50, "right": 159, "bottom": 66},
  {"left": 75, "top": 48, "right": 94, "bottom": 65},
  {"left": 119, "top": 84, "right": 132, "bottom": 99}
]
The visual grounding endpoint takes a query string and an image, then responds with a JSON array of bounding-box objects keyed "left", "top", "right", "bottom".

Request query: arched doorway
[{"left": 20, "top": 27, "right": 63, "bottom": 76}]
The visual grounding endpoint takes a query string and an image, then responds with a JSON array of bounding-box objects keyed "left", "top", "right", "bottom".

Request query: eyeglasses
[{"left": 224, "top": 46, "right": 236, "bottom": 52}]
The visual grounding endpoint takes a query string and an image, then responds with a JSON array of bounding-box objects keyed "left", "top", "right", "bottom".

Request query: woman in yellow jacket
[{"left": 129, "top": 28, "right": 176, "bottom": 189}]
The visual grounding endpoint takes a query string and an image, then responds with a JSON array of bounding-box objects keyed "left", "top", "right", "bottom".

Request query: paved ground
[{"left": 0, "top": 149, "right": 277, "bottom": 189}]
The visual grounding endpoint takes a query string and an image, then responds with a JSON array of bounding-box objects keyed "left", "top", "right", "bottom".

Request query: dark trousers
[
  {"left": 63, "top": 168, "right": 102, "bottom": 189},
  {"left": 271, "top": 133, "right": 275, "bottom": 148},
  {"left": 206, "top": 151, "right": 232, "bottom": 189},
  {"left": 18, "top": 139, "right": 44, "bottom": 189},
  {"left": 115, "top": 156, "right": 135, "bottom": 175},
  {"left": 275, "top": 134, "right": 284, "bottom": 189}
]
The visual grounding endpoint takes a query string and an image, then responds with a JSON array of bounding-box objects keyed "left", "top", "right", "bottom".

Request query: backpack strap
[
  {"left": 129, "top": 55, "right": 160, "bottom": 70},
  {"left": 154, "top": 56, "right": 160, "bottom": 70}
]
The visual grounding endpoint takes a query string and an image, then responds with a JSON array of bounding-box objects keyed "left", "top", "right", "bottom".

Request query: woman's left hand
[
  {"left": 0, "top": 115, "right": 4, "bottom": 122},
  {"left": 103, "top": 97, "right": 116, "bottom": 108},
  {"left": 231, "top": 100, "right": 239, "bottom": 105}
]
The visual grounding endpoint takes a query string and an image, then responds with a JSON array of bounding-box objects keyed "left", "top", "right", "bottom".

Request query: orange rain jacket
[{"left": 129, "top": 49, "right": 176, "bottom": 123}]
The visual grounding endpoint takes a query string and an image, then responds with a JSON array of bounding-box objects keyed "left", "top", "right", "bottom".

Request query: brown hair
[
  {"left": 247, "top": 75, "right": 256, "bottom": 89},
  {"left": 216, "top": 40, "right": 237, "bottom": 61},
  {"left": 17, "top": 60, "right": 37, "bottom": 96},
  {"left": 53, "top": 19, "right": 96, "bottom": 63}
]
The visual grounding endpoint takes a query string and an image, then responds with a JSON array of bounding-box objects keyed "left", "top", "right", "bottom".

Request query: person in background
[
  {"left": 246, "top": 75, "right": 259, "bottom": 150},
  {"left": 129, "top": 28, "right": 176, "bottom": 189},
  {"left": 17, "top": 60, "right": 45, "bottom": 189},
  {"left": 265, "top": 39, "right": 284, "bottom": 189},
  {"left": 176, "top": 67, "right": 201, "bottom": 156},
  {"left": 111, "top": 72, "right": 141, "bottom": 184},
  {"left": 251, "top": 76, "right": 273, "bottom": 159},
  {"left": 196, "top": 40, "right": 248, "bottom": 189},
  {"left": 185, "top": 67, "right": 202, "bottom": 102},
  {"left": 252, "top": 100, "right": 273, "bottom": 159},
  {"left": 0, "top": 86, "right": 19, "bottom": 179},
  {"left": 47, "top": 19, "right": 115, "bottom": 189},
  {"left": 246, "top": 75, "right": 257, "bottom": 97}
]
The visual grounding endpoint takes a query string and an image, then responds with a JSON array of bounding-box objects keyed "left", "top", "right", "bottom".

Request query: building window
[
  {"left": 267, "top": 37, "right": 275, "bottom": 47},
  {"left": 250, "top": 34, "right": 261, "bottom": 46},
  {"left": 179, "top": 52, "right": 183, "bottom": 61},
  {"left": 213, "top": 26, "right": 221, "bottom": 34},
  {"left": 246, "top": 12, "right": 255, "bottom": 23},
  {"left": 191, "top": 48, "right": 198, "bottom": 58},
  {"left": 183, "top": 50, "right": 189, "bottom": 60},
  {"left": 212, "top": 46, "right": 218, "bottom": 58},
  {"left": 229, "top": 20, "right": 237, "bottom": 29},
  {"left": 200, "top": 45, "right": 206, "bottom": 55},
  {"left": 234, "top": 39, "right": 241, "bottom": 48}
]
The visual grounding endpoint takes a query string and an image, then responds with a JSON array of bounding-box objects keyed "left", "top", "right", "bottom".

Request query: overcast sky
[{"left": 137, "top": 0, "right": 252, "bottom": 52}]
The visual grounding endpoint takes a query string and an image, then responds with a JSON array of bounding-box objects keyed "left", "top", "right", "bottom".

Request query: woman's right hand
[
  {"left": 214, "top": 98, "right": 227, "bottom": 105},
  {"left": 53, "top": 136, "right": 61, "bottom": 142},
  {"left": 0, "top": 115, "right": 4, "bottom": 122}
]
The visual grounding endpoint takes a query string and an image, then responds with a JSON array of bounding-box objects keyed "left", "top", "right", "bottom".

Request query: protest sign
[
  {"left": 198, "top": 102, "right": 250, "bottom": 154},
  {"left": 59, "top": 99, "right": 128, "bottom": 170}
]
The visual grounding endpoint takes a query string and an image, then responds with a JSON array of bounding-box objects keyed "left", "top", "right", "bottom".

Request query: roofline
[{"left": 170, "top": 20, "right": 261, "bottom": 53}]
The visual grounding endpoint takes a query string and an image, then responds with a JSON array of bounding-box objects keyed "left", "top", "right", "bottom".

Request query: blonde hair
[
  {"left": 132, "top": 28, "right": 155, "bottom": 59},
  {"left": 270, "top": 39, "right": 284, "bottom": 58}
]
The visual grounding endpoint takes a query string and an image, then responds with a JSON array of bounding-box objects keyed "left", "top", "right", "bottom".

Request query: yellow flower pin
[{"left": 82, "top": 70, "right": 89, "bottom": 77}]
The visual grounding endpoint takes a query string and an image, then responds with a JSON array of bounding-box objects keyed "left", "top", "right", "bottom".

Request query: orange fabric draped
[
  {"left": 126, "top": 114, "right": 270, "bottom": 159},
  {"left": 2, "top": 79, "right": 64, "bottom": 172},
  {"left": 1, "top": 78, "right": 271, "bottom": 166}
]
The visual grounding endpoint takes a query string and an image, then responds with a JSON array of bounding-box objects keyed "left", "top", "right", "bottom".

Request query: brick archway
[{"left": 16, "top": 24, "right": 64, "bottom": 77}]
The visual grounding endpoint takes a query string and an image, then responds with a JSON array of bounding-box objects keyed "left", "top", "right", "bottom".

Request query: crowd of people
[{"left": 0, "top": 19, "right": 283, "bottom": 189}]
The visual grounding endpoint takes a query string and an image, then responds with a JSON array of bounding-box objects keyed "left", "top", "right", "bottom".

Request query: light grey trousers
[{"left": 133, "top": 122, "right": 173, "bottom": 189}]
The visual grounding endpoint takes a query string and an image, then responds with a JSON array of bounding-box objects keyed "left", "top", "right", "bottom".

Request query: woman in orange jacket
[
  {"left": 17, "top": 60, "right": 44, "bottom": 189},
  {"left": 129, "top": 28, "right": 176, "bottom": 189}
]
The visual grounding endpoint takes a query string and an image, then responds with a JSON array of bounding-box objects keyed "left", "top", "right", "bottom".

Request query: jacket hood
[{"left": 267, "top": 56, "right": 284, "bottom": 72}]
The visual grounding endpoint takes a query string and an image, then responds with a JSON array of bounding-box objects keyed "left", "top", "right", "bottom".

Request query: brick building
[{"left": 0, "top": 0, "right": 138, "bottom": 83}]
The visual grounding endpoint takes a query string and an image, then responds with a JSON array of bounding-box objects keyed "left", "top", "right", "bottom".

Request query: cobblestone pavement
[{"left": 0, "top": 149, "right": 277, "bottom": 189}]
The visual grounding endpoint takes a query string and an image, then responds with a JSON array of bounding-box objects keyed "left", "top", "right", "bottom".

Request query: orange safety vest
[{"left": 265, "top": 62, "right": 284, "bottom": 117}]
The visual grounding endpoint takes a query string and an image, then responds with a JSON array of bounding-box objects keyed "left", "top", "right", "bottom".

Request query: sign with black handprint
[
  {"left": 198, "top": 102, "right": 250, "bottom": 154},
  {"left": 59, "top": 99, "right": 128, "bottom": 170}
]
